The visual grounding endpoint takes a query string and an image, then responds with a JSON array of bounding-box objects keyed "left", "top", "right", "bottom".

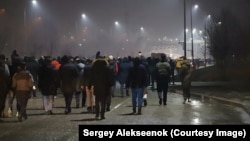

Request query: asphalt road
[{"left": 0, "top": 87, "right": 250, "bottom": 141}]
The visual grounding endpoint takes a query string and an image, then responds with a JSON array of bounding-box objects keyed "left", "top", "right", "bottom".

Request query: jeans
[{"left": 131, "top": 88, "right": 144, "bottom": 108}]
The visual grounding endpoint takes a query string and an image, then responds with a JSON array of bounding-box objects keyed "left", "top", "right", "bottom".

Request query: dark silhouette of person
[
  {"left": 155, "top": 54, "right": 171, "bottom": 105},
  {"left": 179, "top": 56, "right": 192, "bottom": 104},
  {"left": 90, "top": 54, "right": 113, "bottom": 120},
  {"left": 59, "top": 55, "right": 79, "bottom": 114}
]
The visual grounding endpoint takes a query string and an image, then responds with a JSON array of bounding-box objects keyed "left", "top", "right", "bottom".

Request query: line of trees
[{"left": 205, "top": 9, "right": 250, "bottom": 81}]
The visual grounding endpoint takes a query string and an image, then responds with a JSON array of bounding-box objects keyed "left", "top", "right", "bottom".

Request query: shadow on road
[{"left": 71, "top": 118, "right": 97, "bottom": 122}]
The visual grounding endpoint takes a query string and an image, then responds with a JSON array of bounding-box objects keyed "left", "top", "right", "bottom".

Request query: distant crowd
[{"left": 0, "top": 49, "right": 192, "bottom": 121}]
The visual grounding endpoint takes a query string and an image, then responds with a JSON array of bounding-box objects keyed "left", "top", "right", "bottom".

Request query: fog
[{"left": 1, "top": 0, "right": 249, "bottom": 59}]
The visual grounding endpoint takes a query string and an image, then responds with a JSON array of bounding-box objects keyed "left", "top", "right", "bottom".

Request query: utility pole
[
  {"left": 204, "top": 23, "right": 207, "bottom": 68},
  {"left": 183, "top": 0, "right": 187, "bottom": 58},
  {"left": 24, "top": 7, "right": 27, "bottom": 55},
  {"left": 190, "top": 0, "right": 194, "bottom": 63}
]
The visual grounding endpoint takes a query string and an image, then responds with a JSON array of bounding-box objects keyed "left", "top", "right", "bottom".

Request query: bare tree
[{"left": 205, "top": 9, "right": 250, "bottom": 81}]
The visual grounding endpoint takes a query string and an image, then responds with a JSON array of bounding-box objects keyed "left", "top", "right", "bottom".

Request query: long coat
[
  {"left": 90, "top": 58, "right": 113, "bottom": 98},
  {"left": 117, "top": 58, "right": 132, "bottom": 84},
  {"left": 38, "top": 62, "right": 59, "bottom": 96},
  {"left": 59, "top": 62, "right": 79, "bottom": 95}
]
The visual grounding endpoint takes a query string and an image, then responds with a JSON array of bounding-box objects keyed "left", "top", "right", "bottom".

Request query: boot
[
  {"left": 100, "top": 112, "right": 105, "bottom": 120},
  {"left": 95, "top": 113, "right": 99, "bottom": 120},
  {"left": 87, "top": 107, "right": 92, "bottom": 113},
  {"left": 106, "top": 104, "right": 110, "bottom": 112},
  {"left": 92, "top": 106, "right": 96, "bottom": 114},
  {"left": 183, "top": 98, "right": 187, "bottom": 104},
  {"left": 126, "top": 88, "right": 129, "bottom": 96},
  {"left": 132, "top": 108, "right": 136, "bottom": 114},
  {"left": 94, "top": 106, "right": 99, "bottom": 119},
  {"left": 138, "top": 107, "right": 142, "bottom": 115},
  {"left": 159, "top": 98, "right": 162, "bottom": 105}
]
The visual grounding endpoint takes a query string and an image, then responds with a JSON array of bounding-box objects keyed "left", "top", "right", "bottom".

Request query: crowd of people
[{"left": 0, "top": 50, "right": 192, "bottom": 121}]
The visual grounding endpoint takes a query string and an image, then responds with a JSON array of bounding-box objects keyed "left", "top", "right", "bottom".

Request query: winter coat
[
  {"left": 38, "top": 63, "right": 59, "bottom": 96},
  {"left": 180, "top": 60, "right": 192, "bottom": 88},
  {"left": 90, "top": 58, "right": 113, "bottom": 98},
  {"left": 126, "top": 59, "right": 147, "bottom": 89},
  {"left": 12, "top": 70, "right": 34, "bottom": 92},
  {"left": 59, "top": 62, "right": 79, "bottom": 94}
]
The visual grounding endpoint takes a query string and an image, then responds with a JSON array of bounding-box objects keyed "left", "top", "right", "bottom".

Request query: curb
[{"left": 173, "top": 89, "right": 250, "bottom": 117}]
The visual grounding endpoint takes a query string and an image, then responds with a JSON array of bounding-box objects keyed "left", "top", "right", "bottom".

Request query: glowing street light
[
  {"left": 24, "top": 0, "right": 38, "bottom": 55},
  {"left": 75, "top": 13, "right": 88, "bottom": 47},
  {"left": 140, "top": 27, "right": 144, "bottom": 31},
  {"left": 82, "top": 13, "right": 86, "bottom": 19},
  {"left": 114, "top": 21, "right": 119, "bottom": 26},
  {"left": 32, "top": 0, "right": 37, "bottom": 5}
]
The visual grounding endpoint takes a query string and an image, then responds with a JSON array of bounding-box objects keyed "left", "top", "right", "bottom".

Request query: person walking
[
  {"left": 90, "top": 53, "right": 113, "bottom": 120},
  {"left": 169, "top": 59, "right": 176, "bottom": 85},
  {"left": 7, "top": 50, "right": 22, "bottom": 117},
  {"left": 82, "top": 58, "right": 95, "bottom": 113},
  {"left": 117, "top": 57, "right": 132, "bottom": 97},
  {"left": 0, "top": 54, "right": 11, "bottom": 118},
  {"left": 74, "top": 56, "right": 85, "bottom": 108},
  {"left": 38, "top": 58, "right": 59, "bottom": 115},
  {"left": 140, "top": 57, "right": 150, "bottom": 107},
  {"left": 59, "top": 55, "right": 79, "bottom": 114},
  {"left": 25, "top": 56, "right": 41, "bottom": 98},
  {"left": 126, "top": 57, "right": 147, "bottom": 115},
  {"left": 106, "top": 55, "right": 118, "bottom": 111},
  {"left": 155, "top": 54, "right": 171, "bottom": 106},
  {"left": 12, "top": 61, "right": 34, "bottom": 122},
  {"left": 179, "top": 56, "right": 192, "bottom": 104}
]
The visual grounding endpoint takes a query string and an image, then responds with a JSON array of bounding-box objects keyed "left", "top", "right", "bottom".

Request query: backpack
[{"left": 156, "top": 62, "right": 170, "bottom": 77}]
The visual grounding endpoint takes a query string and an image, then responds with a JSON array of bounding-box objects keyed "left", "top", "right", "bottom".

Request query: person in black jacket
[
  {"left": 90, "top": 55, "right": 113, "bottom": 120},
  {"left": 82, "top": 59, "right": 95, "bottom": 113},
  {"left": 0, "top": 54, "right": 11, "bottom": 117},
  {"left": 38, "top": 58, "right": 59, "bottom": 115},
  {"left": 25, "top": 56, "right": 41, "bottom": 98},
  {"left": 126, "top": 57, "right": 147, "bottom": 115},
  {"left": 59, "top": 55, "right": 79, "bottom": 114}
]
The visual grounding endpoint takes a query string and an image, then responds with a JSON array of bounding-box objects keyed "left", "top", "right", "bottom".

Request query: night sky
[{"left": 1, "top": 0, "right": 250, "bottom": 57}]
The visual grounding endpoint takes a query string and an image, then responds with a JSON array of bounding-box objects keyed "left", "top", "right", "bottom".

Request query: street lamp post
[
  {"left": 190, "top": 3, "right": 198, "bottom": 63},
  {"left": 183, "top": 0, "right": 187, "bottom": 58},
  {"left": 204, "top": 15, "right": 211, "bottom": 67},
  {"left": 190, "top": 6, "right": 193, "bottom": 63},
  {"left": 24, "top": 0, "right": 37, "bottom": 55},
  {"left": 24, "top": 7, "right": 27, "bottom": 55},
  {"left": 75, "top": 13, "right": 88, "bottom": 48},
  {"left": 111, "top": 20, "right": 119, "bottom": 56}
]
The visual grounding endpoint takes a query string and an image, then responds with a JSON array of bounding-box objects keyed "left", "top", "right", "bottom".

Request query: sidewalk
[{"left": 169, "top": 81, "right": 250, "bottom": 116}]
